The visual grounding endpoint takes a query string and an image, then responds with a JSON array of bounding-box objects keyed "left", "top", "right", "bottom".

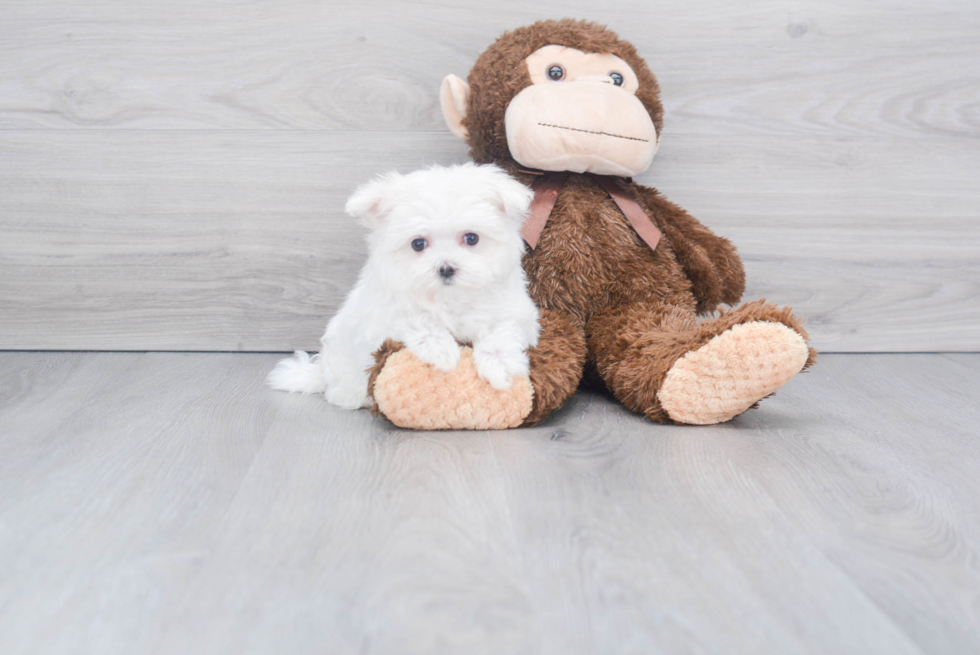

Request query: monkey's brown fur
[{"left": 371, "top": 19, "right": 816, "bottom": 427}]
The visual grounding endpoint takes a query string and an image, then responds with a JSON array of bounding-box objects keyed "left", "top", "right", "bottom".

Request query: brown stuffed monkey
[{"left": 367, "top": 19, "right": 816, "bottom": 429}]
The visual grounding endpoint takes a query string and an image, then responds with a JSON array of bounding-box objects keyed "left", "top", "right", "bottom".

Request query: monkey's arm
[{"left": 633, "top": 184, "right": 745, "bottom": 314}]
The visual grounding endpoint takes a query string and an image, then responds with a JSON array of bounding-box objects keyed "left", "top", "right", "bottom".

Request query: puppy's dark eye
[
  {"left": 609, "top": 71, "right": 624, "bottom": 86},
  {"left": 547, "top": 65, "right": 564, "bottom": 81},
  {"left": 463, "top": 233, "right": 479, "bottom": 246},
  {"left": 411, "top": 238, "right": 427, "bottom": 252}
]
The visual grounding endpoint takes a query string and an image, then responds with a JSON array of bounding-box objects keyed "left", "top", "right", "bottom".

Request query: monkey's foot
[
  {"left": 657, "top": 321, "right": 810, "bottom": 425},
  {"left": 370, "top": 344, "right": 533, "bottom": 430}
]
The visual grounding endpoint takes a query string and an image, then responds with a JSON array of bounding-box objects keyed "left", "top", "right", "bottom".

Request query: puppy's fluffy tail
[{"left": 267, "top": 351, "right": 327, "bottom": 394}]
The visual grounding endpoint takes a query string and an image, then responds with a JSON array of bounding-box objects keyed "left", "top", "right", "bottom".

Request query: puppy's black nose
[{"left": 438, "top": 264, "right": 457, "bottom": 280}]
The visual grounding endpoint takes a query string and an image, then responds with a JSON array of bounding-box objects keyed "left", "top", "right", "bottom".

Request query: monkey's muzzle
[{"left": 504, "top": 82, "right": 659, "bottom": 177}]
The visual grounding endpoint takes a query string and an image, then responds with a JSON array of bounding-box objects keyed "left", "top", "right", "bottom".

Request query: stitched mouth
[{"left": 537, "top": 123, "right": 649, "bottom": 143}]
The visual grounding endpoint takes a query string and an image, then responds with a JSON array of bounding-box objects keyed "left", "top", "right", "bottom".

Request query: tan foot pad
[
  {"left": 658, "top": 321, "right": 809, "bottom": 425},
  {"left": 374, "top": 347, "right": 533, "bottom": 430}
]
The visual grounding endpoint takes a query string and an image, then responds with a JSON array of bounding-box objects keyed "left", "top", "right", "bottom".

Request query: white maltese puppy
[{"left": 268, "top": 163, "right": 540, "bottom": 409}]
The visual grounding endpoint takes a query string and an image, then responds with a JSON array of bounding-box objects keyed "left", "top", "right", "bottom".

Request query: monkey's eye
[
  {"left": 463, "top": 232, "right": 479, "bottom": 246},
  {"left": 609, "top": 71, "right": 624, "bottom": 86},
  {"left": 547, "top": 65, "right": 565, "bottom": 81},
  {"left": 411, "top": 238, "right": 427, "bottom": 252}
]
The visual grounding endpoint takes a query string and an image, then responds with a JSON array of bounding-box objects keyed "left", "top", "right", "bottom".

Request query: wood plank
[
  {"left": 1, "top": 130, "right": 977, "bottom": 351},
  {"left": 731, "top": 353, "right": 980, "bottom": 653},
  {"left": 0, "top": 130, "right": 467, "bottom": 351},
  {"left": 0, "top": 1, "right": 977, "bottom": 138},
  {"left": 653, "top": 136, "right": 980, "bottom": 352},
  {"left": 1, "top": 352, "right": 979, "bottom": 653}
]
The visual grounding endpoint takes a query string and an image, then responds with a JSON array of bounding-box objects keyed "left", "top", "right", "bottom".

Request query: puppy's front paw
[
  {"left": 473, "top": 348, "right": 529, "bottom": 391},
  {"left": 410, "top": 335, "right": 461, "bottom": 372},
  {"left": 474, "top": 353, "right": 512, "bottom": 390},
  {"left": 326, "top": 384, "right": 369, "bottom": 410}
]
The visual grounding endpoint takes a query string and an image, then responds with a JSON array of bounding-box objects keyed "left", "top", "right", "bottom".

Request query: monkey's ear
[
  {"left": 440, "top": 74, "right": 470, "bottom": 140},
  {"left": 344, "top": 173, "right": 400, "bottom": 229}
]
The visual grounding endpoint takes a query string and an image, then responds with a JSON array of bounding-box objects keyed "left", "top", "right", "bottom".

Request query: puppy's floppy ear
[
  {"left": 480, "top": 164, "right": 534, "bottom": 225},
  {"left": 345, "top": 173, "right": 400, "bottom": 228}
]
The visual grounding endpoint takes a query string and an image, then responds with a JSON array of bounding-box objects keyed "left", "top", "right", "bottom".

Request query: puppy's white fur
[{"left": 268, "top": 163, "right": 539, "bottom": 409}]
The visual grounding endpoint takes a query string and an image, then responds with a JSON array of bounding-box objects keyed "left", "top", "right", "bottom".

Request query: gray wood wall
[{"left": 1, "top": 0, "right": 977, "bottom": 352}]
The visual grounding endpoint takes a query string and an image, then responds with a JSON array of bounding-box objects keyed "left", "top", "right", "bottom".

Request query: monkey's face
[
  {"left": 441, "top": 22, "right": 665, "bottom": 174},
  {"left": 504, "top": 45, "right": 659, "bottom": 177}
]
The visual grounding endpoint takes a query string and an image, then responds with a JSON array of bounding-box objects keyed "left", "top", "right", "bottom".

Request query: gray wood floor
[{"left": 1, "top": 352, "right": 979, "bottom": 654}]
